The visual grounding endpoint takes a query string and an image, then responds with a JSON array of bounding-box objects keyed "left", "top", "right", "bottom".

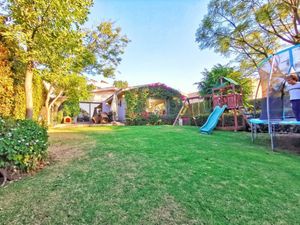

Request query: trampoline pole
[
  {"left": 254, "top": 79, "right": 261, "bottom": 118},
  {"left": 270, "top": 124, "right": 274, "bottom": 150},
  {"left": 251, "top": 123, "right": 254, "bottom": 142},
  {"left": 267, "top": 57, "right": 276, "bottom": 151}
]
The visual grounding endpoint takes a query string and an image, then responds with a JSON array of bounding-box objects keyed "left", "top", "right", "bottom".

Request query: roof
[
  {"left": 222, "top": 77, "right": 239, "bottom": 85},
  {"left": 213, "top": 77, "right": 239, "bottom": 89},
  {"left": 91, "top": 87, "right": 119, "bottom": 93},
  {"left": 87, "top": 78, "right": 113, "bottom": 89},
  {"left": 187, "top": 92, "right": 200, "bottom": 98}
]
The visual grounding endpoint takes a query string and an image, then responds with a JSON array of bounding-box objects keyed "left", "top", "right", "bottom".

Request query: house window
[{"left": 146, "top": 98, "right": 166, "bottom": 115}]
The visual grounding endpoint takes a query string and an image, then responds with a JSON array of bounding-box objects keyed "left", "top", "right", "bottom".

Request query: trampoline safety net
[{"left": 258, "top": 45, "right": 300, "bottom": 120}]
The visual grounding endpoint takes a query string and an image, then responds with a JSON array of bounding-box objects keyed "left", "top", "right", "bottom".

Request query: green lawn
[{"left": 1, "top": 126, "right": 300, "bottom": 225}]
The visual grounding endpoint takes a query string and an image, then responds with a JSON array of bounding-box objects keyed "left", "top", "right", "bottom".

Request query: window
[{"left": 146, "top": 98, "right": 167, "bottom": 115}]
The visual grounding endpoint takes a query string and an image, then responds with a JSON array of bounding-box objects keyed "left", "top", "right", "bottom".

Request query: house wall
[
  {"left": 102, "top": 102, "right": 111, "bottom": 113},
  {"left": 78, "top": 89, "right": 117, "bottom": 121},
  {"left": 91, "top": 90, "right": 116, "bottom": 102},
  {"left": 101, "top": 97, "right": 126, "bottom": 122},
  {"left": 118, "top": 97, "right": 126, "bottom": 122}
]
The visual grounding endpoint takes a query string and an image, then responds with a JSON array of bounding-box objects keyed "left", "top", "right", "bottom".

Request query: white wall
[
  {"left": 102, "top": 102, "right": 111, "bottom": 113},
  {"left": 91, "top": 91, "right": 115, "bottom": 102},
  {"left": 118, "top": 97, "right": 126, "bottom": 122}
]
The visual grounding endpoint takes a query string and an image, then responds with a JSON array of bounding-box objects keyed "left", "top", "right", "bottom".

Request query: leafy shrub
[
  {"left": 0, "top": 118, "right": 48, "bottom": 171},
  {"left": 160, "top": 114, "right": 177, "bottom": 125},
  {"left": 126, "top": 117, "right": 148, "bottom": 126},
  {"left": 148, "top": 114, "right": 161, "bottom": 125},
  {"left": 126, "top": 113, "right": 177, "bottom": 126},
  {"left": 194, "top": 113, "right": 244, "bottom": 127}
]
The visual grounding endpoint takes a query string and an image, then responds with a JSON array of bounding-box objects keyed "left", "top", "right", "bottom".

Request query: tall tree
[
  {"left": 84, "top": 21, "right": 130, "bottom": 77},
  {"left": 195, "top": 0, "right": 300, "bottom": 73},
  {"left": 2, "top": 0, "right": 93, "bottom": 119},
  {"left": 40, "top": 21, "right": 129, "bottom": 125},
  {"left": 254, "top": 0, "right": 300, "bottom": 45},
  {"left": 195, "top": 64, "right": 252, "bottom": 102}
]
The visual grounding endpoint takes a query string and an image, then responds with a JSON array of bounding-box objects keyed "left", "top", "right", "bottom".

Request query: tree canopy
[
  {"left": 196, "top": 0, "right": 300, "bottom": 73},
  {"left": 1, "top": 0, "right": 94, "bottom": 118},
  {"left": 0, "top": 0, "right": 129, "bottom": 122},
  {"left": 195, "top": 64, "right": 252, "bottom": 102}
]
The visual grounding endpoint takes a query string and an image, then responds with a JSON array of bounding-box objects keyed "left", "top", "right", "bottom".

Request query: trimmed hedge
[
  {"left": 126, "top": 114, "right": 177, "bottom": 126},
  {"left": 0, "top": 117, "right": 48, "bottom": 171}
]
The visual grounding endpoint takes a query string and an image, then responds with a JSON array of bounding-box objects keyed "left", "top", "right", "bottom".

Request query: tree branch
[{"left": 49, "top": 90, "right": 64, "bottom": 109}]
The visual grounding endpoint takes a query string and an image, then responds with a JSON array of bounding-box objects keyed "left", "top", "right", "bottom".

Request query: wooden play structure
[
  {"left": 173, "top": 95, "right": 210, "bottom": 126},
  {"left": 211, "top": 77, "right": 244, "bottom": 131},
  {"left": 174, "top": 77, "right": 245, "bottom": 131}
]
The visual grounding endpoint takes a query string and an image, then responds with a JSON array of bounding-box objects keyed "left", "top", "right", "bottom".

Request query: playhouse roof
[
  {"left": 222, "top": 77, "right": 239, "bottom": 85},
  {"left": 213, "top": 77, "right": 239, "bottom": 89}
]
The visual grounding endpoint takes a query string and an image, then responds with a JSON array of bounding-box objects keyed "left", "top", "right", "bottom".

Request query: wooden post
[
  {"left": 222, "top": 113, "right": 225, "bottom": 127},
  {"left": 187, "top": 99, "right": 197, "bottom": 126},
  {"left": 234, "top": 108, "right": 238, "bottom": 132},
  {"left": 173, "top": 99, "right": 187, "bottom": 126}
]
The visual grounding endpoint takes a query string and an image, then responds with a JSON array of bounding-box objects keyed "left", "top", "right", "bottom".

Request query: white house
[{"left": 78, "top": 79, "right": 119, "bottom": 122}]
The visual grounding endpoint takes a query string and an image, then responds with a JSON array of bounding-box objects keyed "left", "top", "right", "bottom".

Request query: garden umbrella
[{"left": 111, "top": 93, "right": 118, "bottom": 121}]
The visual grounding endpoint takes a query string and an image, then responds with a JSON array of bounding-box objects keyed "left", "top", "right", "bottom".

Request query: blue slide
[{"left": 199, "top": 105, "right": 227, "bottom": 134}]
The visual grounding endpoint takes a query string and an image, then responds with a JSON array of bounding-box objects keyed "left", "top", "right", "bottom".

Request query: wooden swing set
[
  {"left": 173, "top": 77, "right": 245, "bottom": 131},
  {"left": 172, "top": 95, "right": 209, "bottom": 126}
]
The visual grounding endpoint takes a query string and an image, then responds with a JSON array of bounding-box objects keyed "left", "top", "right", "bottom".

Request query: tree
[
  {"left": 84, "top": 21, "right": 130, "bottom": 77},
  {"left": 195, "top": 0, "right": 300, "bottom": 72},
  {"left": 254, "top": 0, "right": 300, "bottom": 45},
  {"left": 2, "top": 0, "right": 93, "bottom": 119},
  {"left": 40, "top": 21, "right": 129, "bottom": 125},
  {"left": 113, "top": 80, "right": 129, "bottom": 88},
  {"left": 43, "top": 73, "right": 92, "bottom": 125},
  {"left": 62, "top": 79, "right": 94, "bottom": 118},
  {"left": 196, "top": 64, "right": 252, "bottom": 102}
]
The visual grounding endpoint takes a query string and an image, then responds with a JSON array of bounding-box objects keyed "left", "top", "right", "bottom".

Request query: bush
[
  {"left": 160, "top": 114, "right": 177, "bottom": 125},
  {"left": 194, "top": 113, "right": 244, "bottom": 127},
  {"left": 0, "top": 118, "right": 48, "bottom": 171},
  {"left": 148, "top": 114, "right": 161, "bottom": 125},
  {"left": 126, "top": 113, "right": 177, "bottom": 126},
  {"left": 126, "top": 117, "right": 148, "bottom": 126}
]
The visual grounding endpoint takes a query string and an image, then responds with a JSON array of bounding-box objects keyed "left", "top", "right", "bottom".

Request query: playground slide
[{"left": 199, "top": 105, "right": 227, "bottom": 134}]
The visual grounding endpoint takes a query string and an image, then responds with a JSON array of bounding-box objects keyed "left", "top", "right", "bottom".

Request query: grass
[{"left": 0, "top": 126, "right": 300, "bottom": 225}]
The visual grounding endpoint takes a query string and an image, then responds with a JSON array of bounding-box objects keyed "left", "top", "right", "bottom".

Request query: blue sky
[{"left": 87, "top": 0, "right": 229, "bottom": 93}]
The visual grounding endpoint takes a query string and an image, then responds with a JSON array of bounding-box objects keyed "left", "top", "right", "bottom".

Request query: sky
[{"left": 87, "top": 0, "right": 230, "bottom": 93}]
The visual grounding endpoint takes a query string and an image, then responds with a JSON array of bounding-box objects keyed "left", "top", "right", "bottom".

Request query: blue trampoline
[{"left": 250, "top": 45, "right": 300, "bottom": 150}]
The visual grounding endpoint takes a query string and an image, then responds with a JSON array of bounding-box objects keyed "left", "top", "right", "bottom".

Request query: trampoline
[{"left": 250, "top": 44, "right": 300, "bottom": 150}]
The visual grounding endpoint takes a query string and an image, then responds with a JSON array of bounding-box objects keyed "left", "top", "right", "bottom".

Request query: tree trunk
[
  {"left": 46, "top": 106, "right": 51, "bottom": 126},
  {"left": 25, "top": 62, "right": 33, "bottom": 119},
  {"left": 46, "top": 90, "right": 64, "bottom": 126}
]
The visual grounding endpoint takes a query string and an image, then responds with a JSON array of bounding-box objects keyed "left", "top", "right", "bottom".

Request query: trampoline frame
[{"left": 250, "top": 44, "right": 300, "bottom": 150}]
